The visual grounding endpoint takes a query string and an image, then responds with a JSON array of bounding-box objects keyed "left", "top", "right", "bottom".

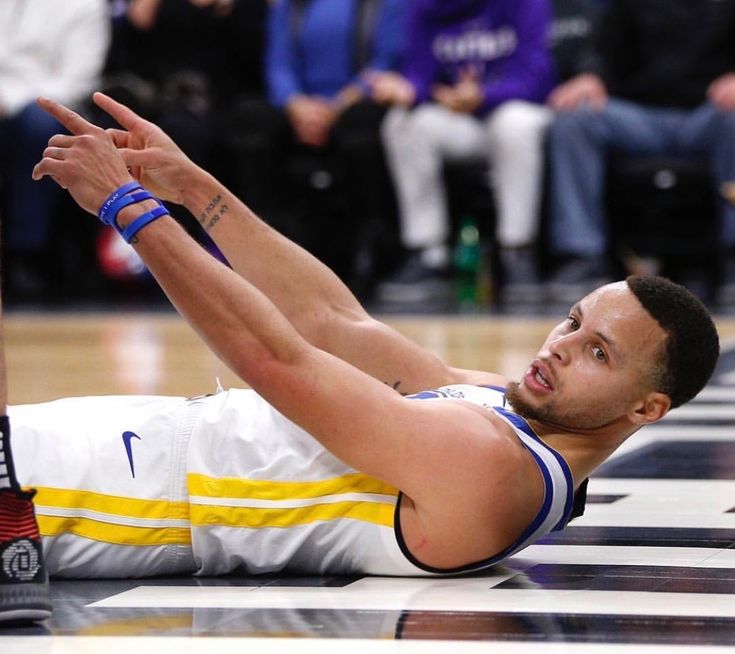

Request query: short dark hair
[{"left": 626, "top": 275, "right": 720, "bottom": 408}]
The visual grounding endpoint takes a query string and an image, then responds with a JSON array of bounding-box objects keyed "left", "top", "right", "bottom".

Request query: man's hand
[
  {"left": 547, "top": 73, "right": 608, "bottom": 111},
  {"left": 92, "top": 92, "right": 196, "bottom": 204},
  {"left": 286, "top": 95, "right": 336, "bottom": 148},
  {"left": 722, "top": 181, "right": 735, "bottom": 206},
  {"left": 365, "top": 71, "right": 416, "bottom": 107},
  {"left": 432, "top": 69, "right": 484, "bottom": 114},
  {"left": 189, "top": 0, "right": 234, "bottom": 14},
  {"left": 32, "top": 97, "right": 134, "bottom": 215},
  {"left": 334, "top": 84, "right": 364, "bottom": 113},
  {"left": 708, "top": 73, "right": 735, "bottom": 112}
]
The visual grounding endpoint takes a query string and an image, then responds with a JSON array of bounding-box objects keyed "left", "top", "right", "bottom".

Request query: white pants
[
  {"left": 382, "top": 101, "right": 552, "bottom": 250},
  {"left": 9, "top": 390, "right": 409, "bottom": 578},
  {"left": 10, "top": 395, "right": 200, "bottom": 578}
]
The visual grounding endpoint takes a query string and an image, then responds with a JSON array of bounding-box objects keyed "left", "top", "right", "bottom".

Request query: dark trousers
[
  {"left": 0, "top": 103, "right": 64, "bottom": 253},
  {"left": 226, "top": 98, "right": 399, "bottom": 289}
]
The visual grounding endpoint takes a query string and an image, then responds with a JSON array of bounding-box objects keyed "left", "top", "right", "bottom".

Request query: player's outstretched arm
[{"left": 88, "top": 93, "right": 497, "bottom": 394}]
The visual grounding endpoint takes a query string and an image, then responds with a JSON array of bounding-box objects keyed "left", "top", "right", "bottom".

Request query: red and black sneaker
[{"left": 0, "top": 488, "right": 51, "bottom": 623}]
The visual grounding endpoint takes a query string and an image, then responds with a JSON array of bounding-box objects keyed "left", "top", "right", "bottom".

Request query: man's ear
[{"left": 629, "top": 392, "right": 671, "bottom": 426}]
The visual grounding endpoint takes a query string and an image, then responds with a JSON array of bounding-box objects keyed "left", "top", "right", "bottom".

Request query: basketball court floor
[{"left": 3, "top": 310, "right": 735, "bottom": 653}]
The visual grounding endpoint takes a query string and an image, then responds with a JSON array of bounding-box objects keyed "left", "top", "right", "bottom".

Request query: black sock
[{"left": 0, "top": 416, "right": 21, "bottom": 492}]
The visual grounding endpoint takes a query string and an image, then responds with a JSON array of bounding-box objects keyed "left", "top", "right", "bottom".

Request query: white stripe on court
[
  {"left": 89, "top": 578, "right": 735, "bottom": 617},
  {"left": 5, "top": 636, "right": 731, "bottom": 654}
]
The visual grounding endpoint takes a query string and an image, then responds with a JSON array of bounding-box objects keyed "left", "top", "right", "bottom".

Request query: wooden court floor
[
  {"left": 1, "top": 311, "right": 592, "bottom": 403},
  {"left": 7, "top": 310, "right": 735, "bottom": 404},
  {"left": 4, "top": 309, "right": 735, "bottom": 653}
]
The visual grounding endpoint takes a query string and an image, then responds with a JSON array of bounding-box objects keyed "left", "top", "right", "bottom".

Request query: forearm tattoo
[{"left": 198, "top": 194, "right": 230, "bottom": 233}]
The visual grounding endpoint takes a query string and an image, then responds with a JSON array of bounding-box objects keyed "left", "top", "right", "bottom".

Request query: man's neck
[{"left": 529, "top": 421, "right": 635, "bottom": 487}]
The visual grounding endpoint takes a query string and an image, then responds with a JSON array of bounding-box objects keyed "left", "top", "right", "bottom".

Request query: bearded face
[
  {"left": 505, "top": 380, "right": 630, "bottom": 431},
  {"left": 505, "top": 284, "right": 669, "bottom": 434}
]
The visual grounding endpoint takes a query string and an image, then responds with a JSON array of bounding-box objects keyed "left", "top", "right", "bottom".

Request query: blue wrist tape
[
  {"left": 97, "top": 182, "right": 170, "bottom": 243},
  {"left": 121, "top": 205, "right": 169, "bottom": 243},
  {"left": 103, "top": 190, "right": 158, "bottom": 228},
  {"left": 98, "top": 182, "right": 142, "bottom": 224}
]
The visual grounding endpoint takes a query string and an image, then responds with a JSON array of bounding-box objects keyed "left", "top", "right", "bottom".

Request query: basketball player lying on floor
[{"left": 0, "top": 93, "right": 720, "bottom": 623}]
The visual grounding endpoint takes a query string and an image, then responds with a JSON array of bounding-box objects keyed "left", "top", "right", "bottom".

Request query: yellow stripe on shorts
[
  {"left": 33, "top": 486, "right": 191, "bottom": 546},
  {"left": 37, "top": 515, "right": 191, "bottom": 546},
  {"left": 34, "top": 486, "right": 190, "bottom": 521}
]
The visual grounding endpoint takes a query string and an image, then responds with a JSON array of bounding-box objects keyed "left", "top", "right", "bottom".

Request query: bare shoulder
[{"left": 399, "top": 410, "right": 544, "bottom": 570}]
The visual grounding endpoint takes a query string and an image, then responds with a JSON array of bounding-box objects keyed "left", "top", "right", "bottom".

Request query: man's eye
[
  {"left": 593, "top": 346, "right": 607, "bottom": 362},
  {"left": 567, "top": 316, "right": 580, "bottom": 330}
]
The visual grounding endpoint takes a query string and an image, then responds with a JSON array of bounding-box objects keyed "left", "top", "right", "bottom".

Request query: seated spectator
[
  {"left": 372, "top": 0, "right": 555, "bottom": 304},
  {"left": 546, "top": 0, "right": 735, "bottom": 305},
  {"left": 110, "top": 0, "right": 267, "bottom": 210},
  {"left": 231, "top": 0, "right": 406, "bottom": 292},
  {"left": 0, "top": 0, "right": 110, "bottom": 302},
  {"left": 487, "top": 0, "right": 601, "bottom": 304}
]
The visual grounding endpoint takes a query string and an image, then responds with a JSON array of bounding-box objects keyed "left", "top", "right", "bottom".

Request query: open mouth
[
  {"left": 526, "top": 361, "right": 554, "bottom": 392},
  {"left": 534, "top": 367, "right": 551, "bottom": 389}
]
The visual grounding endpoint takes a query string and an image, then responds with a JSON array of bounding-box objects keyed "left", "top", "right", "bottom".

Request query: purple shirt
[{"left": 404, "top": 0, "right": 555, "bottom": 115}]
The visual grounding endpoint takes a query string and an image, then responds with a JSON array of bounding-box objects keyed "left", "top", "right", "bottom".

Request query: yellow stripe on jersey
[
  {"left": 37, "top": 515, "right": 191, "bottom": 546},
  {"left": 33, "top": 486, "right": 190, "bottom": 521},
  {"left": 187, "top": 472, "right": 398, "bottom": 501},
  {"left": 190, "top": 499, "right": 395, "bottom": 529}
]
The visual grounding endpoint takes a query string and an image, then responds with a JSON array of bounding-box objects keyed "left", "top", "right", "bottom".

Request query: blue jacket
[
  {"left": 266, "top": 0, "right": 406, "bottom": 108},
  {"left": 404, "top": 0, "right": 555, "bottom": 115}
]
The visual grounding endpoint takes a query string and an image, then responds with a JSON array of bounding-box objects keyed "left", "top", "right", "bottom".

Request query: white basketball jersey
[{"left": 187, "top": 385, "right": 574, "bottom": 576}]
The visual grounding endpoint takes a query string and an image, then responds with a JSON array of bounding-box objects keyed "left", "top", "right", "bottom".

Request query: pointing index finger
[
  {"left": 93, "top": 92, "right": 146, "bottom": 131},
  {"left": 36, "top": 96, "right": 98, "bottom": 136}
]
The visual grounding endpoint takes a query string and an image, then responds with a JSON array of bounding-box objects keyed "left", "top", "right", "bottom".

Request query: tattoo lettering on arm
[
  {"left": 206, "top": 202, "right": 228, "bottom": 232},
  {"left": 198, "top": 194, "right": 230, "bottom": 233}
]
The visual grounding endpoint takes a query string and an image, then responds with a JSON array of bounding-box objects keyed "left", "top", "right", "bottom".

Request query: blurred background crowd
[{"left": 2, "top": 0, "right": 735, "bottom": 312}]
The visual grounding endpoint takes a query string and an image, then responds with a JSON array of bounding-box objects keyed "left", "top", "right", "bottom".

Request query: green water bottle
[{"left": 453, "top": 215, "right": 482, "bottom": 308}]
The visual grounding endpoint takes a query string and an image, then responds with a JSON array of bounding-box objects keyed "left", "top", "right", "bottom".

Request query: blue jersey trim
[
  {"left": 480, "top": 385, "right": 508, "bottom": 394},
  {"left": 493, "top": 406, "right": 575, "bottom": 530},
  {"left": 511, "top": 446, "right": 554, "bottom": 546}
]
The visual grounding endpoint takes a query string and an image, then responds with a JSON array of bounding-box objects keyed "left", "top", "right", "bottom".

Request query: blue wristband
[
  {"left": 101, "top": 190, "right": 157, "bottom": 229},
  {"left": 98, "top": 182, "right": 142, "bottom": 224},
  {"left": 121, "top": 205, "right": 169, "bottom": 243}
]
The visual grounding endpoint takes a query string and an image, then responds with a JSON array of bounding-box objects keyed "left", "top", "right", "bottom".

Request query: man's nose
[{"left": 547, "top": 332, "right": 575, "bottom": 363}]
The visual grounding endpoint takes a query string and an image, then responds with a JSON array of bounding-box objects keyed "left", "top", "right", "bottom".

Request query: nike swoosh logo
[{"left": 122, "top": 431, "right": 141, "bottom": 478}]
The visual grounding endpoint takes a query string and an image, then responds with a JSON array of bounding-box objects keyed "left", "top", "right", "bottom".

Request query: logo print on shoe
[
  {"left": 1, "top": 539, "right": 40, "bottom": 582},
  {"left": 122, "top": 431, "right": 141, "bottom": 478}
]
